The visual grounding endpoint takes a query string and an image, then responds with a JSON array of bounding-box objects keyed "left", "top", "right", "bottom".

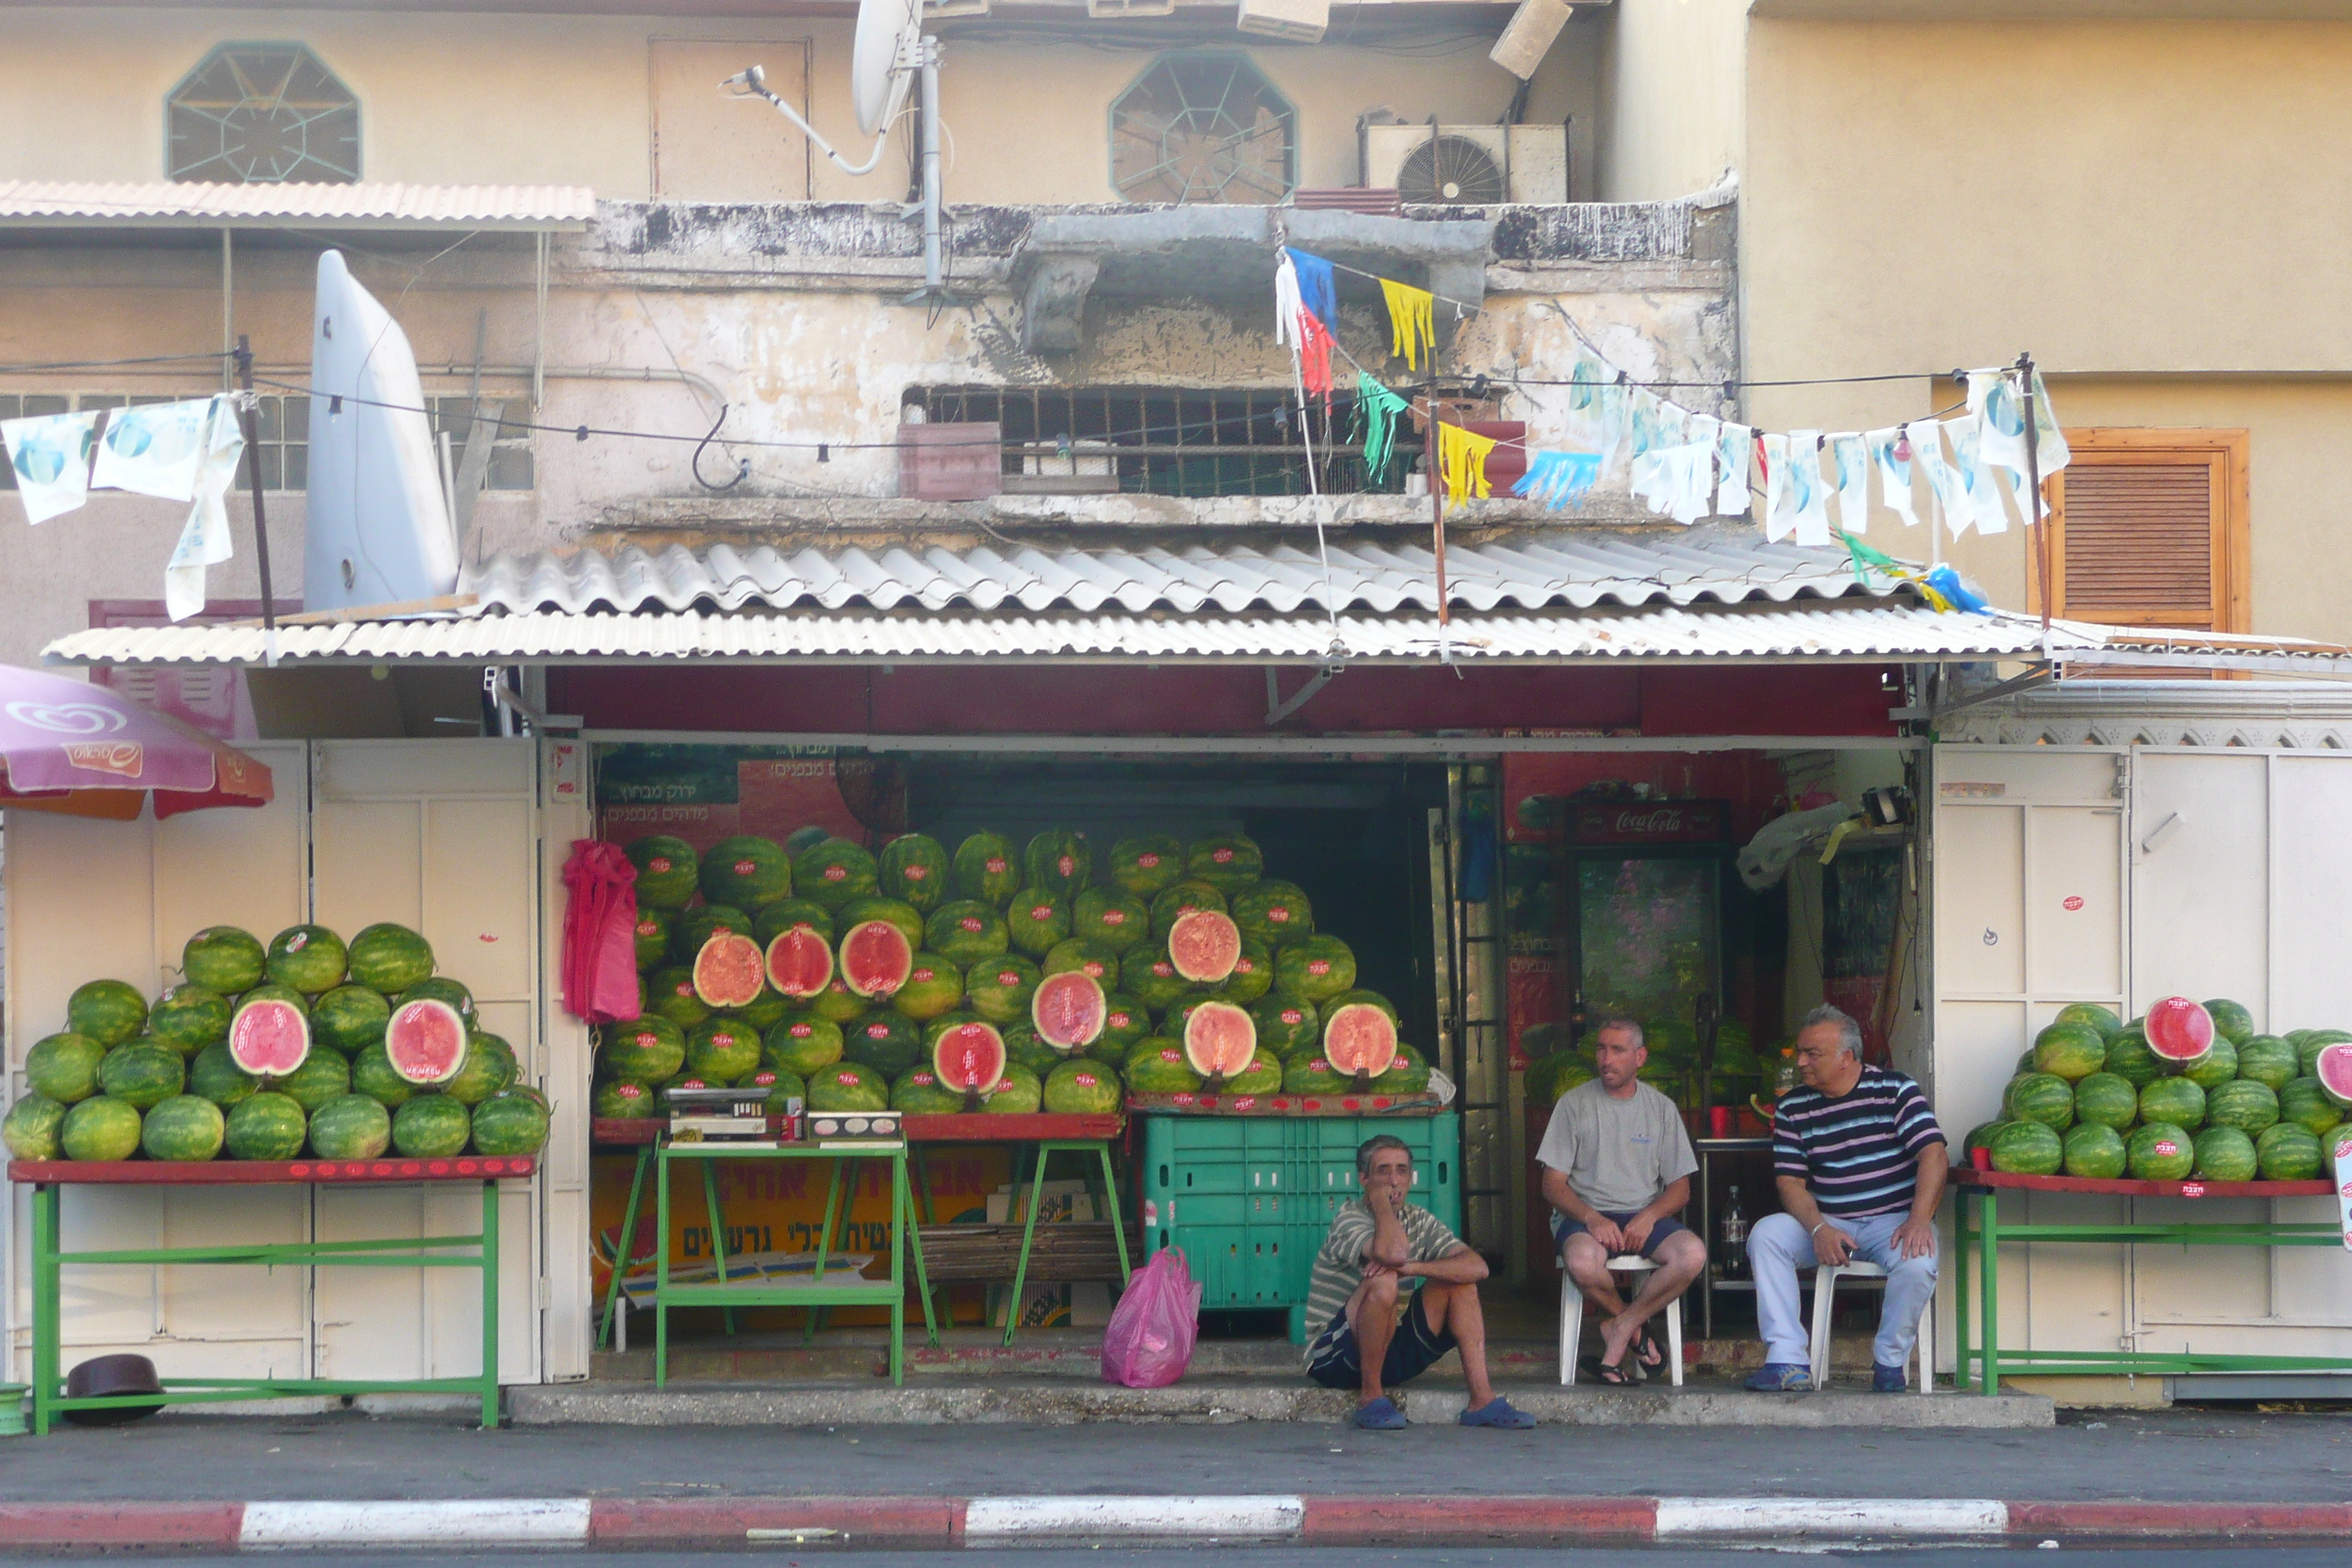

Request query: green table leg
[
  {"left": 889, "top": 1150, "right": 907, "bottom": 1387},
  {"left": 803, "top": 1159, "right": 847, "bottom": 1344},
  {"left": 1952, "top": 1191, "right": 1973, "bottom": 1392},
  {"left": 1004, "top": 1145, "right": 1051, "bottom": 1346},
  {"left": 908, "top": 1169, "right": 938, "bottom": 1349},
  {"left": 912, "top": 1147, "right": 947, "bottom": 1341},
  {"left": 701, "top": 1158, "right": 738, "bottom": 1337},
  {"left": 655, "top": 1151, "right": 672, "bottom": 1389},
  {"left": 597, "top": 1143, "right": 652, "bottom": 1351},
  {"left": 1981, "top": 1188, "right": 2000, "bottom": 1397},
  {"left": 480, "top": 1179, "right": 501, "bottom": 1430},
  {"left": 32, "top": 1184, "right": 58, "bottom": 1436},
  {"left": 1096, "top": 1143, "right": 1131, "bottom": 1285}
]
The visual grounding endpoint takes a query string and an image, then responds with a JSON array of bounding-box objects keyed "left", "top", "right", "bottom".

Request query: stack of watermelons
[
  {"left": 600, "top": 827, "right": 1436, "bottom": 1122},
  {"left": 2, "top": 922, "right": 549, "bottom": 1165},
  {"left": 1967, "top": 998, "right": 2351, "bottom": 1183}
]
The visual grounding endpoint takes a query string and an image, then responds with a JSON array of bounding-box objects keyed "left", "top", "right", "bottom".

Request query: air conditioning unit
[
  {"left": 1087, "top": 0, "right": 1175, "bottom": 15},
  {"left": 1361, "top": 122, "right": 1568, "bottom": 205},
  {"left": 1237, "top": 0, "right": 1330, "bottom": 42},
  {"left": 924, "top": 0, "right": 990, "bottom": 16}
]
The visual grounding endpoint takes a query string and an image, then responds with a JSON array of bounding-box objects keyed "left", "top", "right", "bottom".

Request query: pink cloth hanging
[{"left": 561, "top": 839, "right": 644, "bottom": 1024}]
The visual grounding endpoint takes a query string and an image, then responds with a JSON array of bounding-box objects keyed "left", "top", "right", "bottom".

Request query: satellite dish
[{"left": 852, "top": 0, "right": 922, "bottom": 137}]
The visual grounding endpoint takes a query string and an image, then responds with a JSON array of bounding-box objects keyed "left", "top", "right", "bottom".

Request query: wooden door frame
[{"left": 2029, "top": 428, "right": 2250, "bottom": 633}]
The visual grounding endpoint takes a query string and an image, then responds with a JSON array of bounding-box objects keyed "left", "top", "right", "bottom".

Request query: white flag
[
  {"left": 1761, "top": 432, "right": 1794, "bottom": 542},
  {"left": 2, "top": 407, "right": 100, "bottom": 523},
  {"left": 1944, "top": 412, "right": 2010, "bottom": 536},
  {"left": 1716, "top": 422, "right": 1752, "bottom": 516},
  {"left": 1829, "top": 432, "right": 1870, "bottom": 535},
  {"left": 92, "top": 397, "right": 216, "bottom": 501},
  {"left": 1786, "top": 430, "right": 1831, "bottom": 546},
  {"left": 163, "top": 397, "right": 246, "bottom": 622},
  {"left": 1908, "top": 418, "right": 1970, "bottom": 538},
  {"left": 1866, "top": 426, "right": 1920, "bottom": 528}
]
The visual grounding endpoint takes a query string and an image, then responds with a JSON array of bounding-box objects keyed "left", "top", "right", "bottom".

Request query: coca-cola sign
[{"left": 1571, "top": 800, "right": 1728, "bottom": 845}]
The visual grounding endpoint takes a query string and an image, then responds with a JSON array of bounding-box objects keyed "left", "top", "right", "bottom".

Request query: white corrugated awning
[{"left": 0, "top": 181, "right": 595, "bottom": 232}]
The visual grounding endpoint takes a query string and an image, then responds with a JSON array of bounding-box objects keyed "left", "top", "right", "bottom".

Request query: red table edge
[
  {"left": 8, "top": 1156, "right": 536, "bottom": 1186},
  {"left": 1953, "top": 1169, "right": 2333, "bottom": 1199},
  {"left": 591, "top": 1113, "right": 1123, "bottom": 1148}
]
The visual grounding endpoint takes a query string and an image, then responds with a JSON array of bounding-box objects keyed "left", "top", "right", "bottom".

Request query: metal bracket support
[{"left": 1265, "top": 664, "right": 1341, "bottom": 725}]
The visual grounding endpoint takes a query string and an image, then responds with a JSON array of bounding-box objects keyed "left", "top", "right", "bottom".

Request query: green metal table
[
  {"left": 1952, "top": 1167, "right": 2345, "bottom": 1394},
  {"left": 11, "top": 1154, "right": 526, "bottom": 1435},
  {"left": 655, "top": 1138, "right": 910, "bottom": 1387}
]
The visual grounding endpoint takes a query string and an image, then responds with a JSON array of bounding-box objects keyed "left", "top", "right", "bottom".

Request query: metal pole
[
  {"left": 920, "top": 41, "right": 943, "bottom": 296},
  {"left": 1425, "top": 385, "right": 1450, "bottom": 630},
  {"left": 2019, "top": 352, "right": 2048, "bottom": 639},
  {"left": 233, "top": 335, "right": 279, "bottom": 632}
]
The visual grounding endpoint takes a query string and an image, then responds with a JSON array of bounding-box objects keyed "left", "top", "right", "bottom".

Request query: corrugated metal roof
[{"left": 0, "top": 181, "right": 595, "bottom": 231}]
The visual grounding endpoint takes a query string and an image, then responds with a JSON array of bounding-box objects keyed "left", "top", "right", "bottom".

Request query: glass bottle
[{"left": 1718, "top": 1184, "right": 1749, "bottom": 1280}]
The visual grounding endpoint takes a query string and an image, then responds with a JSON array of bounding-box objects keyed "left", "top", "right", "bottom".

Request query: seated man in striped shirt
[{"left": 1746, "top": 1004, "right": 1948, "bottom": 1392}]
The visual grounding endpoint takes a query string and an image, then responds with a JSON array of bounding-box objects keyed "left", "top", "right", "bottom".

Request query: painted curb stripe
[
  {"left": 238, "top": 1499, "right": 592, "bottom": 1545},
  {"left": 2009, "top": 1501, "right": 2352, "bottom": 1538},
  {"left": 965, "top": 1496, "right": 1305, "bottom": 1539},
  {"left": 1655, "top": 1499, "right": 2007, "bottom": 1537},
  {"left": 1302, "top": 1496, "right": 1656, "bottom": 1543},
  {"left": 0, "top": 1503, "right": 244, "bottom": 1548},
  {"left": 590, "top": 1496, "right": 960, "bottom": 1546}
]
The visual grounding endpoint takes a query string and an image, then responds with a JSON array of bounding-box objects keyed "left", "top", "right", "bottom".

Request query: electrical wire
[{"left": 0, "top": 350, "right": 235, "bottom": 374}]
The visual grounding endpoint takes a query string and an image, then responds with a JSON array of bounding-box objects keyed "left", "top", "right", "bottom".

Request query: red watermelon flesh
[
  {"left": 2146, "top": 996, "right": 2217, "bottom": 1064},
  {"left": 932, "top": 1019, "right": 1008, "bottom": 1097},
  {"left": 228, "top": 998, "right": 311, "bottom": 1079},
  {"left": 1322, "top": 1002, "right": 1400, "bottom": 1079},
  {"left": 1031, "top": 970, "right": 1107, "bottom": 1049},
  {"left": 1183, "top": 999, "right": 1257, "bottom": 1079},
  {"left": 385, "top": 998, "right": 468, "bottom": 1086},
  {"left": 764, "top": 927, "right": 835, "bottom": 999},
  {"left": 1166, "top": 908, "right": 1242, "bottom": 984},
  {"left": 840, "top": 919, "right": 915, "bottom": 998},
  {"left": 2317, "top": 1041, "right": 2352, "bottom": 1110},
  {"left": 693, "top": 932, "right": 766, "bottom": 1009}
]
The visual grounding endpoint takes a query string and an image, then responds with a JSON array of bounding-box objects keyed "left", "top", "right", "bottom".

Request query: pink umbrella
[{"left": 0, "top": 665, "right": 273, "bottom": 821}]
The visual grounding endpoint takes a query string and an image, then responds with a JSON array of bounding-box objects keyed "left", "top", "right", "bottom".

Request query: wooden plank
[
  {"left": 8, "top": 1156, "right": 534, "bottom": 1186},
  {"left": 1955, "top": 1169, "right": 2329, "bottom": 1199}
]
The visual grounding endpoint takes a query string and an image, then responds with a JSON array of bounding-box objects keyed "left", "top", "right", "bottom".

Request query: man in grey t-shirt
[{"left": 1535, "top": 1016, "right": 1705, "bottom": 1383}]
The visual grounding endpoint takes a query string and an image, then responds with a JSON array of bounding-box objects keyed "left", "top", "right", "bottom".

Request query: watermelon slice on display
[
  {"left": 692, "top": 932, "right": 767, "bottom": 1009},
  {"left": 1031, "top": 970, "right": 1107, "bottom": 1051},
  {"left": 384, "top": 998, "right": 470, "bottom": 1086},
  {"left": 2145, "top": 996, "right": 2217, "bottom": 1068},
  {"left": 839, "top": 919, "right": 916, "bottom": 999},
  {"left": 1322, "top": 1001, "right": 1401, "bottom": 1082},
  {"left": 932, "top": 1018, "right": 1009, "bottom": 1108},
  {"left": 227, "top": 996, "right": 311, "bottom": 1079},
  {"left": 1166, "top": 908, "right": 1242, "bottom": 984},
  {"left": 2316, "top": 1041, "right": 2352, "bottom": 1110},
  {"left": 765, "top": 927, "right": 836, "bottom": 1000},
  {"left": 1182, "top": 999, "right": 1257, "bottom": 1083}
]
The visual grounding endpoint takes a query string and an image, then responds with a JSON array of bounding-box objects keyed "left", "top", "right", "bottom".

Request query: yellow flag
[
  {"left": 1381, "top": 279, "right": 1436, "bottom": 371},
  {"left": 1438, "top": 422, "right": 1499, "bottom": 508}
]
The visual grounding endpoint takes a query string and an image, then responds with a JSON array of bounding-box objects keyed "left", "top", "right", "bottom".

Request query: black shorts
[
  {"left": 1304, "top": 1288, "right": 1458, "bottom": 1390},
  {"left": 1553, "top": 1210, "right": 1691, "bottom": 1260}
]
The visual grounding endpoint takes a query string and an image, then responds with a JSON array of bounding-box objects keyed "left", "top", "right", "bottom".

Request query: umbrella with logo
[{"left": 0, "top": 665, "right": 272, "bottom": 820}]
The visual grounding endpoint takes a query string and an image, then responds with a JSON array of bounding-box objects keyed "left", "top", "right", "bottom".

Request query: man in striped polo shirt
[{"left": 1746, "top": 1004, "right": 1948, "bottom": 1392}]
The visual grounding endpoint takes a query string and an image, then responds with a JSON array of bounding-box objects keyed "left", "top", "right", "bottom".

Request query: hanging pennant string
[
  {"left": 1352, "top": 372, "right": 1412, "bottom": 483},
  {"left": 1513, "top": 450, "right": 1602, "bottom": 511},
  {"left": 1296, "top": 310, "right": 1336, "bottom": 416},
  {"left": 1272, "top": 233, "right": 1345, "bottom": 657},
  {"left": 1284, "top": 248, "right": 1338, "bottom": 333},
  {"left": 1436, "top": 421, "right": 1499, "bottom": 508},
  {"left": 1380, "top": 279, "right": 1437, "bottom": 372}
]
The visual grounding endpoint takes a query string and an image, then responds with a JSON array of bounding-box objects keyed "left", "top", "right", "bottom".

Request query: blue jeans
[{"left": 1748, "top": 1209, "right": 1937, "bottom": 1369}]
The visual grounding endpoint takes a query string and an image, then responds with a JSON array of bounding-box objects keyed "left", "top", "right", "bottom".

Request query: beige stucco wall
[{"left": 1596, "top": 0, "right": 1747, "bottom": 203}]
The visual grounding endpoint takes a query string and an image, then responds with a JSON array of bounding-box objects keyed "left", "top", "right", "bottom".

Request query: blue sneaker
[
  {"left": 1354, "top": 1395, "right": 1406, "bottom": 1430},
  {"left": 1871, "top": 1362, "right": 1909, "bottom": 1392},
  {"left": 1744, "top": 1362, "right": 1814, "bottom": 1392}
]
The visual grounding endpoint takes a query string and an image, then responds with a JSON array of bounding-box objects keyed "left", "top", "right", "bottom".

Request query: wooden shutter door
[{"left": 2040, "top": 431, "right": 2248, "bottom": 633}]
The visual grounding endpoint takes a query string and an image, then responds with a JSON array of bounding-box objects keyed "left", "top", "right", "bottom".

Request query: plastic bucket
[{"left": 0, "top": 1386, "right": 27, "bottom": 1437}]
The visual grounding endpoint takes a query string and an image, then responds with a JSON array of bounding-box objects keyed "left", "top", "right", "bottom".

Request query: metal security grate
[{"left": 907, "top": 385, "right": 1392, "bottom": 498}]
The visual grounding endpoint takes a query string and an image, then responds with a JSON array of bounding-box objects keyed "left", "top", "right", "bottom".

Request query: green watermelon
[
  {"left": 1989, "top": 1120, "right": 2063, "bottom": 1175},
  {"left": 674, "top": 905, "right": 755, "bottom": 962},
  {"left": 1043, "top": 1060, "right": 1122, "bottom": 1115},
  {"left": 1003, "top": 1022, "right": 1064, "bottom": 1077},
  {"left": 393, "top": 977, "right": 475, "bottom": 1028},
  {"left": 891, "top": 1067, "right": 967, "bottom": 1115},
  {"left": 469, "top": 1089, "right": 549, "bottom": 1156},
  {"left": 346, "top": 924, "right": 434, "bottom": 993},
  {"left": 731, "top": 987, "right": 791, "bottom": 1032},
  {"left": 1275, "top": 935, "right": 1357, "bottom": 1005},
  {"left": 603, "top": 1017, "right": 687, "bottom": 1082},
  {"left": 1124, "top": 949, "right": 1199, "bottom": 1014},
  {"left": 265, "top": 925, "right": 347, "bottom": 994},
  {"left": 1185, "top": 834, "right": 1264, "bottom": 894},
  {"left": 1217, "top": 1047, "right": 1279, "bottom": 1095},
  {"left": 277, "top": 1050, "right": 352, "bottom": 1112},
  {"left": 68, "top": 980, "right": 148, "bottom": 1047},
  {"left": 1072, "top": 889, "right": 1150, "bottom": 953},
  {"left": 2182, "top": 1036, "right": 2239, "bottom": 1090},
  {"left": 225, "top": 1092, "right": 307, "bottom": 1161},
  {"left": 646, "top": 965, "right": 712, "bottom": 1030},
  {"left": 807, "top": 1063, "right": 888, "bottom": 1113},
  {"left": 1249, "top": 992, "right": 1322, "bottom": 1058},
  {"left": 838, "top": 897, "right": 925, "bottom": 954},
  {"left": 701, "top": 835, "right": 793, "bottom": 909},
  {"left": 189, "top": 1042, "right": 261, "bottom": 1109},
  {"left": 951, "top": 832, "right": 1022, "bottom": 907},
  {"left": 1283, "top": 1055, "right": 1349, "bottom": 1097},
  {"left": 2277, "top": 1077, "right": 2344, "bottom": 1139},
  {"left": 2235, "top": 1036, "right": 2299, "bottom": 1090},
  {"left": 1104, "top": 834, "right": 1186, "bottom": 900},
  {"left": 1962, "top": 1120, "right": 2011, "bottom": 1156},
  {"left": 392, "top": 1094, "right": 470, "bottom": 1158},
  {"left": 1097, "top": 992, "right": 1151, "bottom": 1056},
  {"left": 60, "top": 1096, "right": 143, "bottom": 1161},
  {"left": 929, "top": 900, "right": 1011, "bottom": 966},
  {"left": 966, "top": 956, "right": 1043, "bottom": 1027},
  {"left": 2203, "top": 998, "right": 2256, "bottom": 1047},
  {"left": 794, "top": 838, "right": 880, "bottom": 913},
  {"left": 1005, "top": 889, "right": 1071, "bottom": 958},
  {"left": 148, "top": 985, "right": 232, "bottom": 1056},
  {"left": 444, "top": 1033, "right": 518, "bottom": 1106},
  {"left": 892, "top": 954, "right": 965, "bottom": 1022},
  {"left": 593, "top": 1079, "right": 655, "bottom": 1120},
  {"left": 2071, "top": 1072, "right": 2139, "bottom": 1130},
  {"left": 844, "top": 1010, "right": 926, "bottom": 1078},
  {"left": 4, "top": 1095, "right": 67, "bottom": 1160},
  {"left": 2255, "top": 1122, "right": 2324, "bottom": 1181},
  {"left": 99, "top": 1043, "right": 184, "bottom": 1111},
  {"left": 878, "top": 834, "right": 950, "bottom": 914},
  {"left": 2061, "top": 1122, "right": 2127, "bottom": 1180},
  {"left": 765, "top": 1014, "right": 845, "bottom": 1077},
  {"left": 1124, "top": 1041, "right": 1202, "bottom": 1095},
  {"left": 1149, "top": 879, "right": 1226, "bottom": 939},
  {"left": 25, "top": 1033, "right": 107, "bottom": 1104},
  {"left": 984, "top": 1065, "right": 1044, "bottom": 1114},
  {"left": 2206, "top": 1079, "right": 2279, "bottom": 1134},
  {"left": 350, "top": 1044, "right": 415, "bottom": 1109},
  {"left": 141, "top": 1094, "right": 225, "bottom": 1161},
  {"left": 2294, "top": 1029, "right": 2352, "bottom": 1077},
  {"left": 2052, "top": 1002, "right": 2123, "bottom": 1042},
  {"left": 687, "top": 1017, "right": 761, "bottom": 1083},
  {"left": 2005, "top": 1072, "right": 2076, "bottom": 1130},
  {"left": 2138, "top": 1077, "right": 2206, "bottom": 1131},
  {"left": 2193, "top": 1125, "right": 2258, "bottom": 1181},
  {"left": 182, "top": 925, "right": 267, "bottom": 993},
  {"left": 1216, "top": 938, "right": 1275, "bottom": 1004},
  {"left": 2033, "top": 1021, "right": 2108, "bottom": 1082},
  {"left": 2102, "top": 1031, "right": 2163, "bottom": 1088},
  {"left": 625, "top": 835, "right": 701, "bottom": 908},
  {"left": 1043, "top": 938, "right": 1119, "bottom": 986},
  {"left": 1230, "top": 880, "right": 1313, "bottom": 946},
  {"left": 312, "top": 985, "right": 392, "bottom": 1055},
  {"left": 1023, "top": 831, "right": 1091, "bottom": 897},
  {"left": 754, "top": 898, "right": 834, "bottom": 949},
  {"left": 2127, "top": 1121, "right": 2195, "bottom": 1180},
  {"left": 752, "top": 1068, "right": 806, "bottom": 1115},
  {"left": 1371, "top": 1042, "right": 1433, "bottom": 1096},
  {"left": 632, "top": 907, "right": 673, "bottom": 970},
  {"left": 309, "top": 1093, "right": 393, "bottom": 1159}
]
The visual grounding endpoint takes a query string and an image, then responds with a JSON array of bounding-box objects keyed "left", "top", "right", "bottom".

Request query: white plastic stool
[
  {"left": 1558, "top": 1256, "right": 1684, "bottom": 1386},
  {"left": 1808, "top": 1259, "right": 1935, "bottom": 1392}
]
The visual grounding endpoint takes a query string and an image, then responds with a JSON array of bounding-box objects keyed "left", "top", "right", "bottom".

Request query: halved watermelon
[
  {"left": 765, "top": 926, "right": 836, "bottom": 1000},
  {"left": 2317, "top": 1041, "right": 2352, "bottom": 1110},
  {"left": 227, "top": 996, "right": 310, "bottom": 1079},
  {"left": 1182, "top": 999, "right": 1257, "bottom": 1082},
  {"left": 2146, "top": 996, "right": 2217, "bottom": 1068},
  {"left": 385, "top": 998, "right": 469, "bottom": 1086},
  {"left": 839, "top": 919, "right": 916, "bottom": 999},
  {"left": 693, "top": 932, "right": 766, "bottom": 1010},
  {"left": 1031, "top": 970, "right": 1107, "bottom": 1051},
  {"left": 1166, "top": 908, "right": 1242, "bottom": 984},
  {"left": 1322, "top": 1001, "right": 1400, "bottom": 1080},
  {"left": 932, "top": 1019, "right": 1008, "bottom": 1102}
]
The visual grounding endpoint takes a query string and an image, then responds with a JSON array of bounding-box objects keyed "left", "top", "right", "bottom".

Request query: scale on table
[{"left": 663, "top": 1086, "right": 791, "bottom": 1146}]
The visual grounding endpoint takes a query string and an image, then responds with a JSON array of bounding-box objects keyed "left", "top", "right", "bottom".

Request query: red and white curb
[{"left": 1, "top": 1495, "right": 2347, "bottom": 1550}]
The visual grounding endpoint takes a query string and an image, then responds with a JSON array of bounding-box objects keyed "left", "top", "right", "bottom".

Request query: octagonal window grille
[
  {"left": 1110, "top": 53, "right": 1294, "bottom": 205},
  {"left": 168, "top": 44, "right": 360, "bottom": 184}
]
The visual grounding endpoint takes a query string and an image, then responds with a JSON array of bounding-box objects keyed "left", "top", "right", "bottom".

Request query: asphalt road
[{"left": 12, "top": 1553, "right": 2349, "bottom": 1567}]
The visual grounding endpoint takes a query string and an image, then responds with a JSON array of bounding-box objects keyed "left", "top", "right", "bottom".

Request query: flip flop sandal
[
  {"left": 1580, "top": 1354, "right": 1637, "bottom": 1387},
  {"left": 1633, "top": 1326, "right": 1667, "bottom": 1373}
]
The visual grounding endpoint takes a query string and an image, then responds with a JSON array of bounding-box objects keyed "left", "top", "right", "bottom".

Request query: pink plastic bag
[
  {"left": 561, "top": 840, "right": 643, "bottom": 1025},
  {"left": 1101, "top": 1248, "right": 1202, "bottom": 1388}
]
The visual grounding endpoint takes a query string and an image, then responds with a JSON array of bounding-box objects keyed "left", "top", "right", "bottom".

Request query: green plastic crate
[{"left": 1139, "top": 1113, "right": 1462, "bottom": 1341}]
